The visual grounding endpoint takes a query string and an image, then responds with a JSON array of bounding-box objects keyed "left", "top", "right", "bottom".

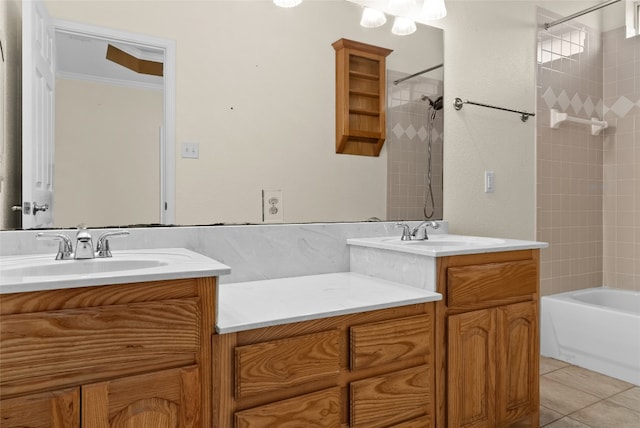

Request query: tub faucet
[{"left": 411, "top": 221, "right": 440, "bottom": 240}]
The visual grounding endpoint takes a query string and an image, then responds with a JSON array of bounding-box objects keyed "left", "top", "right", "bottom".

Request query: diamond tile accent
[
  {"left": 405, "top": 124, "right": 417, "bottom": 140},
  {"left": 417, "top": 126, "right": 428, "bottom": 141},
  {"left": 570, "top": 94, "right": 583, "bottom": 115},
  {"left": 583, "top": 97, "right": 595, "bottom": 117},
  {"left": 542, "top": 87, "right": 557, "bottom": 109},
  {"left": 557, "top": 90, "right": 571, "bottom": 111},
  {"left": 596, "top": 99, "right": 604, "bottom": 117},
  {"left": 392, "top": 123, "right": 404, "bottom": 139},
  {"left": 610, "top": 96, "right": 634, "bottom": 117}
]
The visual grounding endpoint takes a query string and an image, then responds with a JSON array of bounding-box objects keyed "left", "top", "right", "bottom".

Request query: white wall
[
  {"left": 45, "top": 0, "right": 442, "bottom": 225},
  {"left": 54, "top": 79, "right": 162, "bottom": 227}
]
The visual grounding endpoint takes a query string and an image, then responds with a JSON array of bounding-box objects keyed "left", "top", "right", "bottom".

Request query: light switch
[{"left": 182, "top": 142, "right": 199, "bottom": 159}]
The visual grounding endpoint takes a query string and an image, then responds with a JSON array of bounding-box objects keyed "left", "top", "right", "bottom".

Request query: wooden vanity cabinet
[
  {"left": 0, "top": 277, "right": 217, "bottom": 428},
  {"left": 213, "top": 303, "right": 435, "bottom": 428},
  {"left": 435, "top": 250, "right": 540, "bottom": 428}
]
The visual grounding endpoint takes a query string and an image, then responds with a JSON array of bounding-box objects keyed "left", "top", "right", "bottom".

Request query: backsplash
[{"left": 0, "top": 222, "right": 447, "bottom": 284}]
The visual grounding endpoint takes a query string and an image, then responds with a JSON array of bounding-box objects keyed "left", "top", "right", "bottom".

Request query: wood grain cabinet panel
[
  {"left": 235, "top": 330, "right": 340, "bottom": 399},
  {"left": 82, "top": 365, "right": 200, "bottom": 428},
  {"left": 234, "top": 387, "right": 341, "bottom": 428},
  {"left": 0, "top": 298, "right": 200, "bottom": 394},
  {"left": 447, "top": 260, "right": 537, "bottom": 310},
  {"left": 447, "top": 309, "right": 497, "bottom": 428},
  {"left": 350, "top": 315, "right": 431, "bottom": 371},
  {"left": 0, "top": 387, "right": 80, "bottom": 428},
  {"left": 497, "top": 302, "right": 538, "bottom": 426},
  {"left": 350, "top": 365, "right": 431, "bottom": 428}
]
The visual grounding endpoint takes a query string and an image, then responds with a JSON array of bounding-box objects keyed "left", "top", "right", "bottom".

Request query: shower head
[{"left": 422, "top": 95, "right": 443, "bottom": 111}]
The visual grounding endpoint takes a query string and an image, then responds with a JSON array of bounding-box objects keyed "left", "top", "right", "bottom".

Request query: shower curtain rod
[
  {"left": 393, "top": 63, "right": 444, "bottom": 85},
  {"left": 544, "top": 0, "right": 622, "bottom": 30},
  {"left": 453, "top": 98, "right": 535, "bottom": 122}
]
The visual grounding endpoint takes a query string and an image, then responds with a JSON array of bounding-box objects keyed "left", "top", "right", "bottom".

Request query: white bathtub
[{"left": 541, "top": 287, "right": 640, "bottom": 385}]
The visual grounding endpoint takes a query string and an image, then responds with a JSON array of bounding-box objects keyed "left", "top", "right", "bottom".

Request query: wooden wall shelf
[{"left": 332, "top": 38, "right": 392, "bottom": 157}]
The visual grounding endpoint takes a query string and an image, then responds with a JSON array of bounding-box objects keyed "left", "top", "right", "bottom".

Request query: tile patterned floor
[{"left": 540, "top": 357, "right": 640, "bottom": 427}]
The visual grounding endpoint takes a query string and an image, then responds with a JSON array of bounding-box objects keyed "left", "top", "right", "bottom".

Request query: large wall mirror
[{"left": 7, "top": 0, "right": 443, "bottom": 230}]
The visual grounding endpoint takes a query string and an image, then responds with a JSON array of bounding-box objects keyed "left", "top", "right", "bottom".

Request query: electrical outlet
[
  {"left": 262, "top": 189, "right": 283, "bottom": 223},
  {"left": 181, "top": 142, "right": 199, "bottom": 159},
  {"left": 485, "top": 170, "right": 495, "bottom": 193}
]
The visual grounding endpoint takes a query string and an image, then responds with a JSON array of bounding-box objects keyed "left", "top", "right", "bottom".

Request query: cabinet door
[
  {"left": 447, "top": 309, "right": 496, "bottom": 428},
  {"left": 0, "top": 387, "right": 80, "bottom": 428},
  {"left": 82, "top": 365, "right": 200, "bottom": 428},
  {"left": 496, "top": 302, "right": 538, "bottom": 426}
]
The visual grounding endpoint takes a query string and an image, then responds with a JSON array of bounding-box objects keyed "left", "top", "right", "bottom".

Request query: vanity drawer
[
  {"left": 350, "top": 365, "right": 431, "bottom": 428},
  {"left": 0, "top": 298, "right": 200, "bottom": 395},
  {"left": 235, "top": 330, "right": 340, "bottom": 399},
  {"left": 234, "top": 387, "right": 340, "bottom": 427},
  {"left": 350, "top": 315, "right": 431, "bottom": 371},
  {"left": 447, "top": 260, "right": 537, "bottom": 310}
]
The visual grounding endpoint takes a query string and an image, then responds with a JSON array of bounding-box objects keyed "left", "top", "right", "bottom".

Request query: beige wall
[
  {"left": 45, "top": 0, "right": 442, "bottom": 225},
  {"left": 0, "top": 0, "right": 22, "bottom": 229},
  {"left": 54, "top": 79, "right": 162, "bottom": 227}
]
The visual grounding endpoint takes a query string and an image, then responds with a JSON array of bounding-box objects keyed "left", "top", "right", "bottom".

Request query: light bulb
[
  {"left": 273, "top": 0, "right": 302, "bottom": 8},
  {"left": 422, "top": 0, "right": 447, "bottom": 20},
  {"left": 392, "top": 16, "right": 417, "bottom": 36},
  {"left": 360, "top": 8, "right": 387, "bottom": 28}
]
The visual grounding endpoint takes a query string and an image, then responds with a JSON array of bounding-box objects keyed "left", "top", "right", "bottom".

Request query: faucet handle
[
  {"left": 395, "top": 222, "right": 412, "bottom": 241},
  {"left": 36, "top": 232, "right": 74, "bottom": 260},
  {"left": 96, "top": 230, "right": 130, "bottom": 258}
]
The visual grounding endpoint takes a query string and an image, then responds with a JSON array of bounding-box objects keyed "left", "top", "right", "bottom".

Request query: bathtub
[{"left": 541, "top": 287, "right": 640, "bottom": 386}]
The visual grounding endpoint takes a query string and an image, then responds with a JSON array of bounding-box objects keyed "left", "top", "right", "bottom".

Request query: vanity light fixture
[
  {"left": 360, "top": 7, "right": 387, "bottom": 28},
  {"left": 273, "top": 0, "right": 301, "bottom": 8},
  {"left": 422, "top": 0, "right": 447, "bottom": 20},
  {"left": 392, "top": 16, "right": 417, "bottom": 35}
]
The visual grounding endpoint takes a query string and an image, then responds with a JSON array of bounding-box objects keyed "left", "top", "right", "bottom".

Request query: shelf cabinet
[
  {"left": 214, "top": 303, "right": 435, "bottom": 427},
  {"left": 332, "top": 38, "right": 392, "bottom": 157}
]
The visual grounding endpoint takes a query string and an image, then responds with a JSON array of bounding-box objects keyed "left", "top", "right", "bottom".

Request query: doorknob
[
  {"left": 11, "top": 202, "right": 31, "bottom": 214},
  {"left": 32, "top": 202, "right": 49, "bottom": 215}
]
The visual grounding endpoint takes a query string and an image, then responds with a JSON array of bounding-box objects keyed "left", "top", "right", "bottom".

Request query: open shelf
[{"left": 332, "top": 38, "right": 392, "bottom": 157}]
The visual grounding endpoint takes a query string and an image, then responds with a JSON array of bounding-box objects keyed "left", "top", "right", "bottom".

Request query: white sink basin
[
  {"left": 380, "top": 235, "right": 506, "bottom": 248},
  {"left": 0, "top": 249, "right": 230, "bottom": 294},
  {"left": 348, "top": 234, "right": 545, "bottom": 257}
]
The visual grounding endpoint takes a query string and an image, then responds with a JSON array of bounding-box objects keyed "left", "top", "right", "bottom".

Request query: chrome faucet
[
  {"left": 35, "top": 233, "right": 74, "bottom": 260},
  {"left": 96, "top": 231, "right": 130, "bottom": 257},
  {"left": 36, "top": 228, "right": 130, "bottom": 260},
  {"left": 411, "top": 221, "right": 440, "bottom": 240},
  {"left": 74, "top": 227, "right": 95, "bottom": 259},
  {"left": 395, "top": 221, "right": 440, "bottom": 241},
  {"left": 395, "top": 222, "right": 413, "bottom": 241}
]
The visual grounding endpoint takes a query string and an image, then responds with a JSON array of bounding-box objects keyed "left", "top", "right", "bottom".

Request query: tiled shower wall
[
  {"left": 536, "top": 8, "right": 604, "bottom": 296},
  {"left": 386, "top": 70, "right": 443, "bottom": 221},
  {"left": 602, "top": 27, "right": 640, "bottom": 290},
  {"left": 536, "top": 8, "right": 640, "bottom": 295}
]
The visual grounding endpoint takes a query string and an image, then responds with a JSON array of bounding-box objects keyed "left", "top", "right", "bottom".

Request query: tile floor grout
[{"left": 539, "top": 357, "right": 640, "bottom": 427}]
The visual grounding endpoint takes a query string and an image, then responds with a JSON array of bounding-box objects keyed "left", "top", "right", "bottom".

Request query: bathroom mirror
[{"left": 8, "top": 0, "right": 444, "bottom": 230}]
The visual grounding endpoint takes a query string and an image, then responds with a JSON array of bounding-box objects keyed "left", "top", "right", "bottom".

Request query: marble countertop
[
  {"left": 216, "top": 272, "right": 442, "bottom": 334},
  {"left": 0, "top": 248, "right": 231, "bottom": 294},
  {"left": 347, "top": 234, "right": 548, "bottom": 257}
]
